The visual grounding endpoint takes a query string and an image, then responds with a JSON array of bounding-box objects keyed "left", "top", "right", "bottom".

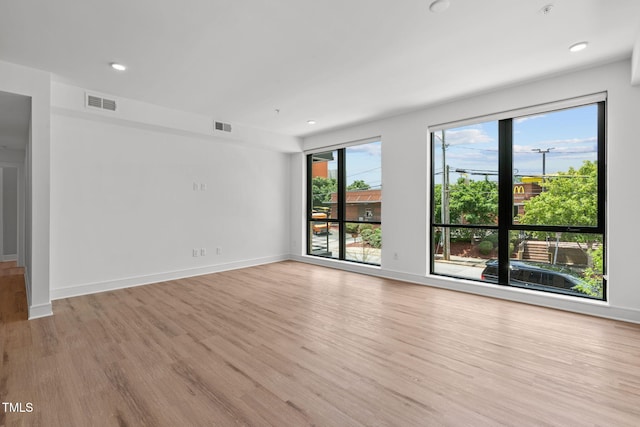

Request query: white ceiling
[{"left": 1, "top": 0, "right": 639, "bottom": 137}]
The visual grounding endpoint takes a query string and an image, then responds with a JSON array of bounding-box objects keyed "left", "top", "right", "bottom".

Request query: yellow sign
[
  {"left": 513, "top": 185, "right": 525, "bottom": 194},
  {"left": 521, "top": 176, "right": 542, "bottom": 184}
]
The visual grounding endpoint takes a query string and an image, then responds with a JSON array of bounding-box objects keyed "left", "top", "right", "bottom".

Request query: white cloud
[
  {"left": 514, "top": 114, "right": 547, "bottom": 124},
  {"left": 513, "top": 137, "right": 597, "bottom": 155},
  {"left": 538, "top": 137, "right": 597, "bottom": 146},
  {"left": 347, "top": 141, "right": 381, "bottom": 156},
  {"left": 445, "top": 128, "right": 494, "bottom": 146}
]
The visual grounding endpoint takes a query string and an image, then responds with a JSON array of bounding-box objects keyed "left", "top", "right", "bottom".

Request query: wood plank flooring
[{"left": 1, "top": 260, "right": 640, "bottom": 426}]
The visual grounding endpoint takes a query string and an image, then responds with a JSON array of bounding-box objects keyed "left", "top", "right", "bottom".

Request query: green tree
[
  {"left": 573, "top": 245, "right": 604, "bottom": 299},
  {"left": 312, "top": 176, "right": 336, "bottom": 208},
  {"left": 519, "top": 161, "right": 601, "bottom": 249},
  {"left": 520, "top": 161, "right": 598, "bottom": 228},
  {"left": 520, "top": 160, "right": 602, "bottom": 296},
  {"left": 347, "top": 180, "right": 371, "bottom": 191},
  {"left": 361, "top": 226, "right": 382, "bottom": 249},
  {"left": 448, "top": 177, "right": 499, "bottom": 225},
  {"left": 432, "top": 178, "right": 498, "bottom": 241},
  {"left": 433, "top": 183, "right": 443, "bottom": 223}
]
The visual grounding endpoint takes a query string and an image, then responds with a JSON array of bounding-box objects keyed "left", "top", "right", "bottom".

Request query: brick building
[
  {"left": 513, "top": 181, "right": 542, "bottom": 221},
  {"left": 329, "top": 189, "right": 381, "bottom": 222}
]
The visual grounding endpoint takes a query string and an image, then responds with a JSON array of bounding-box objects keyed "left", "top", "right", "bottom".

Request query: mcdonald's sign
[{"left": 513, "top": 185, "right": 525, "bottom": 194}]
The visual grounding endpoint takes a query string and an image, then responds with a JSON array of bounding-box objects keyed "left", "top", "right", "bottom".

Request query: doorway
[{"left": 0, "top": 91, "right": 29, "bottom": 272}]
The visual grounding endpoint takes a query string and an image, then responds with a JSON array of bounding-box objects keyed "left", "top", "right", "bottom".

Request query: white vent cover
[
  {"left": 214, "top": 121, "right": 232, "bottom": 132},
  {"left": 86, "top": 93, "right": 117, "bottom": 112}
]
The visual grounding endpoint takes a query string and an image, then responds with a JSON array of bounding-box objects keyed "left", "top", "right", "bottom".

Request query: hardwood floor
[{"left": 2, "top": 261, "right": 640, "bottom": 426}]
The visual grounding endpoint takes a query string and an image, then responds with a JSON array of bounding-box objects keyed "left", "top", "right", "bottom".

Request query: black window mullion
[
  {"left": 498, "top": 119, "right": 513, "bottom": 285},
  {"left": 306, "top": 154, "right": 313, "bottom": 255},
  {"left": 597, "top": 101, "right": 606, "bottom": 232},
  {"left": 429, "top": 132, "right": 436, "bottom": 274},
  {"left": 338, "top": 149, "right": 346, "bottom": 260},
  {"left": 598, "top": 100, "right": 607, "bottom": 297}
]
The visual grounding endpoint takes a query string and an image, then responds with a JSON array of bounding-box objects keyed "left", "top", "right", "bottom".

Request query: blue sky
[
  {"left": 434, "top": 104, "right": 598, "bottom": 183},
  {"left": 324, "top": 141, "right": 382, "bottom": 189},
  {"left": 328, "top": 104, "right": 596, "bottom": 189}
]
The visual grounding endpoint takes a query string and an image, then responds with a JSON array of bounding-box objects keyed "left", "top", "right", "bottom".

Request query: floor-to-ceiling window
[
  {"left": 307, "top": 139, "right": 381, "bottom": 265},
  {"left": 430, "top": 95, "right": 606, "bottom": 300}
]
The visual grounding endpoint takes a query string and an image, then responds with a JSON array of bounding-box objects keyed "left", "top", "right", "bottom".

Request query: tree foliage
[
  {"left": 433, "top": 178, "right": 498, "bottom": 224},
  {"left": 433, "top": 184, "right": 443, "bottom": 223},
  {"left": 572, "top": 245, "right": 604, "bottom": 299},
  {"left": 519, "top": 160, "right": 602, "bottom": 297},
  {"left": 433, "top": 178, "right": 498, "bottom": 241},
  {"left": 313, "top": 177, "right": 373, "bottom": 208},
  {"left": 360, "top": 225, "right": 382, "bottom": 249},
  {"left": 448, "top": 177, "right": 499, "bottom": 225},
  {"left": 312, "top": 176, "right": 336, "bottom": 208},
  {"left": 347, "top": 180, "right": 371, "bottom": 191},
  {"left": 520, "top": 161, "right": 598, "bottom": 228}
]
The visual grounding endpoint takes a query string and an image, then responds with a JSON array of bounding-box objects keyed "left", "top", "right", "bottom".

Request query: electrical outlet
[
  {"left": 193, "top": 182, "right": 199, "bottom": 191},
  {"left": 216, "top": 247, "right": 222, "bottom": 255},
  {"left": 200, "top": 248, "right": 207, "bottom": 256},
  {"left": 200, "top": 183, "right": 207, "bottom": 191},
  {"left": 192, "top": 249, "right": 199, "bottom": 257}
]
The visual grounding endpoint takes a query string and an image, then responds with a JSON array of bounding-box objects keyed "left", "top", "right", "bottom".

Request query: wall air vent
[
  {"left": 87, "top": 95, "right": 102, "bottom": 108},
  {"left": 214, "top": 121, "right": 232, "bottom": 132},
  {"left": 86, "top": 93, "right": 117, "bottom": 112},
  {"left": 102, "top": 98, "right": 117, "bottom": 111}
]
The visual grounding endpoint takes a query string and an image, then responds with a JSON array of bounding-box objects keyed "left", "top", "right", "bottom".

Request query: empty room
[{"left": 1, "top": 0, "right": 640, "bottom": 425}]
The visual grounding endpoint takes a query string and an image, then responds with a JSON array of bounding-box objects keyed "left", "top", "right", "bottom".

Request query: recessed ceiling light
[
  {"left": 110, "top": 62, "right": 127, "bottom": 71},
  {"left": 569, "top": 42, "right": 588, "bottom": 53},
  {"left": 307, "top": 120, "right": 317, "bottom": 125},
  {"left": 429, "top": 0, "right": 450, "bottom": 13}
]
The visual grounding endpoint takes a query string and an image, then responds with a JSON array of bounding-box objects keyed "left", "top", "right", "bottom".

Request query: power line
[{"left": 346, "top": 166, "right": 382, "bottom": 179}]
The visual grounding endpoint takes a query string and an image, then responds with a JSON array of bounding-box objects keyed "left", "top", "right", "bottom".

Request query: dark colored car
[{"left": 481, "top": 259, "right": 588, "bottom": 296}]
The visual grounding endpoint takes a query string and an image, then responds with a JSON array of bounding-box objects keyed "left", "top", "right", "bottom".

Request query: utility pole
[
  {"left": 440, "top": 131, "right": 450, "bottom": 261},
  {"left": 531, "top": 147, "right": 554, "bottom": 177}
]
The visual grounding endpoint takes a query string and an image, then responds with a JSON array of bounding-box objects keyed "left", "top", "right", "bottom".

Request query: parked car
[{"left": 481, "top": 259, "right": 588, "bottom": 296}]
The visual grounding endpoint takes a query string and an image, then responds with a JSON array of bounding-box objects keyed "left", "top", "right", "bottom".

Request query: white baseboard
[
  {"left": 1, "top": 254, "right": 17, "bottom": 262},
  {"left": 28, "top": 302, "right": 53, "bottom": 319},
  {"left": 50, "top": 254, "right": 290, "bottom": 301},
  {"left": 23, "top": 270, "right": 54, "bottom": 319},
  {"left": 290, "top": 254, "right": 640, "bottom": 325}
]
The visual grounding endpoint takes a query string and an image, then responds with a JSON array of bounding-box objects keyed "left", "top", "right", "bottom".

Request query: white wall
[
  {"left": 50, "top": 83, "right": 295, "bottom": 299},
  {"left": 0, "top": 60, "right": 51, "bottom": 319},
  {"left": 293, "top": 59, "right": 640, "bottom": 323}
]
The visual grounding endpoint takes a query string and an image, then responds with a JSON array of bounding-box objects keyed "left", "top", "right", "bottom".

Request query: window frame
[
  {"left": 306, "top": 139, "right": 382, "bottom": 266},
  {"left": 429, "top": 96, "right": 606, "bottom": 300}
]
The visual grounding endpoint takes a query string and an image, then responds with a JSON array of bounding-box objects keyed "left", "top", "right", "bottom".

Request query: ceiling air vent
[
  {"left": 86, "top": 93, "right": 117, "bottom": 112},
  {"left": 214, "top": 121, "right": 232, "bottom": 132}
]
